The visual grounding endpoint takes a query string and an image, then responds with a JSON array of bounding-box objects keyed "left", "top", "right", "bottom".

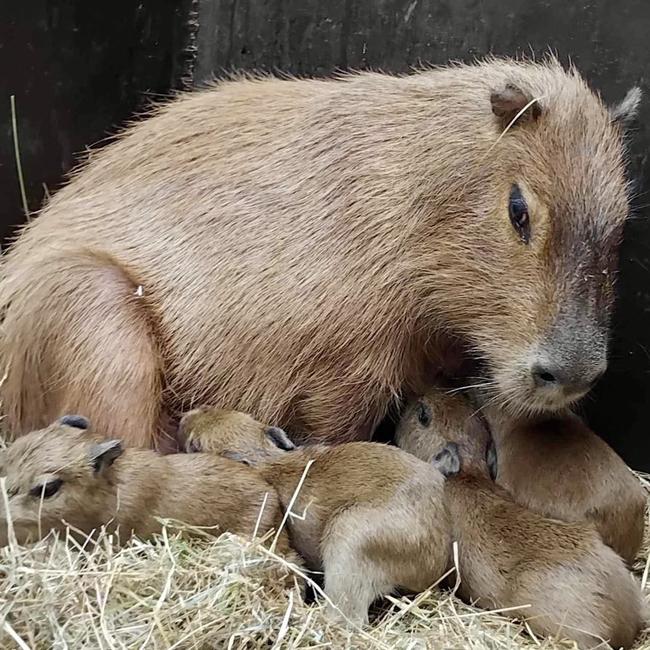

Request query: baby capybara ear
[
  {"left": 222, "top": 450, "right": 252, "bottom": 466},
  {"left": 59, "top": 414, "right": 90, "bottom": 430},
  {"left": 265, "top": 426, "right": 296, "bottom": 451},
  {"left": 432, "top": 442, "right": 461, "bottom": 478},
  {"left": 89, "top": 439, "right": 123, "bottom": 474},
  {"left": 490, "top": 83, "right": 541, "bottom": 128}
]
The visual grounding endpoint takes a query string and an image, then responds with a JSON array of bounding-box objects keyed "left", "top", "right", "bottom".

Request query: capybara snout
[
  {"left": 430, "top": 440, "right": 498, "bottom": 482},
  {"left": 430, "top": 442, "right": 462, "bottom": 478}
]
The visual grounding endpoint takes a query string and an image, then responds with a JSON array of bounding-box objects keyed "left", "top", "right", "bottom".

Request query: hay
[{"left": 1, "top": 481, "right": 650, "bottom": 649}]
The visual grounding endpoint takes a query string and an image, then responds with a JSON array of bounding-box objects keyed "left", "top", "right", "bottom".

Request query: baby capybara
[
  {"left": 179, "top": 407, "right": 451, "bottom": 626},
  {"left": 0, "top": 59, "right": 641, "bottom": 450},
  {"left": 0, "top": 415, "right": 293, "bottom": 559},
  {"left": 476, "top": 398, "right": 646, "bottom": 564},
  {"left": 396, "top": 389, "right": 642, "bottom": 649}
]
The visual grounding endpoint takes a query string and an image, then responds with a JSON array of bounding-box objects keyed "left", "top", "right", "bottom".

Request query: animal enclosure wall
[{"left": 1, "top": 0, "right": 650, "bottom": 468}]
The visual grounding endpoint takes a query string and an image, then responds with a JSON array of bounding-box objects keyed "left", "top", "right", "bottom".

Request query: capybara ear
[
  {"left": 486, "top": 438, "right": 498, "bottom": 481},
  {"left": 89, "top": 439, "right": 123, "bottom": 474},
  {"left": 222, "top": 450, "right": 252, "bottom": 467},
  {"left": 265, "top": 426, "right": 296, "bottom": 451},
  {"left": 60, "top": 414, "right": 90, "bottom": 430},
  {"left": 490, "top": 83, "right": 541, "bottom": 128},
  {"left": 610, "top": 86, "right": 642, "bottom": 129},
  {"left": 432, "top": 442, "right": 461, "bottom": 478}
]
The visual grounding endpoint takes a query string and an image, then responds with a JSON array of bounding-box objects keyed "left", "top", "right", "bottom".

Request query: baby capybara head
[
  {"left": 0, "top": 415, "right": 123, "bottom": 546},
  {"left": 178, "top": 407, "right": 295, "bottom": 465},
  {"left": 414, "top": 61, "right": 641, "bottom": 416},
  {"left": 395, "top": 388, "right": 496, "bottom": 480}
]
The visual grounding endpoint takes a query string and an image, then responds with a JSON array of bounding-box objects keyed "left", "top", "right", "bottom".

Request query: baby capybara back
[
  {"left": 0, "top": 59, "right": 640, "bottom": 448},
  {"left": 396, "top": 389, "right": 642, "bottom": 648}
]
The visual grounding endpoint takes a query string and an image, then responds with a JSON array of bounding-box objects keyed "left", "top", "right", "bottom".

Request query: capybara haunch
[
  {"left": 0, "top": 59, "right": 641, "bottom": 448},
  {"left": 180, "top": 407, "right": 451, "bottom": 625},
  {"left": 0, "top": 415, "right": 292, "bottom": 556},
  {"left": 396, "top": 391, "right": 642, "bottom": 649},
  {"left": 478, "top": 400, "right": 646, "bottom": 564}
]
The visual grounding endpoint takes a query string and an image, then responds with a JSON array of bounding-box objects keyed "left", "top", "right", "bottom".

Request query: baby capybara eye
[
  {"left": 60, "top": 415, "right": 90, "bottom": 430},
  {"left": 417, "top": 402, "right": 432, "bottom": 427},
  {"left": 29, "top": 478, "right": 63, "bottom": 499}
]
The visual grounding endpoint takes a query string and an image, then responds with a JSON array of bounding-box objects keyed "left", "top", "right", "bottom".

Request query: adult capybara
[{"left": 0, "top": 58, "right": 641, "bottom": 448}]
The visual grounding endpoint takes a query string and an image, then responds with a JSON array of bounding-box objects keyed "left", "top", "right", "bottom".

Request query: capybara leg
[
  {"left": 0, "top": 251, "right": 162, "bottom": 447},
  {"left": 268, "top": 530, "right": 306, "bottom": 597},
  {"left": 269, "top": 529, "right": 300, "bottom": 564},
  {"left": 321, "top": 510, "right": 394, "bottom": 626}
]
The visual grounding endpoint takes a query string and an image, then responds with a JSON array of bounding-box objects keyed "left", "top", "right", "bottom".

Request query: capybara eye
[
  {"left": 508, "top": 184, "right": 530, "bottom": 244},
  {"left": 417, "top": 402, "right": 432, "bottom": 427},
  {"left": 29, "top": 478, "right": 63, "bottom": 499},
  {"left": 60, "top": 415, "right": 90, "bottom": 430}
]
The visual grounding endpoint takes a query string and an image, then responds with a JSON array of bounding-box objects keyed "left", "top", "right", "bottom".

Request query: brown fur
[
  {"left": 479, "top": 402, "right": 646, "bottom": 565},
  {"left": 396, "top": 390, "right": 643, "bottom": 649},
  {"left": 0, "top": 58, "right": 640, "bottom": 448},
  {"left": 179, "top": 407, "right": 451, "bottom": 626},
  {"left": 0, "top": 417, "right": 292, "bottom": 558}
]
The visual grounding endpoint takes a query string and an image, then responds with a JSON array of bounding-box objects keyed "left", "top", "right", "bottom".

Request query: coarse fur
[
  {"left": 400, "top": 385, "right": 646, "bottom": 564},
  {"left": 179, "top": 407, "right": 451, "bottom": 626},
  {"left": 395, "top": 389, "right": 643, "bottom": 649},
  {"left": 0, "top": 416, "right": 293, "bottom": 558},
  {"left": 0, "top": 57, "right": 641, "bottom": 447},
  {"left": 478, "top": 400, "right": 646, "bottom": 565}
]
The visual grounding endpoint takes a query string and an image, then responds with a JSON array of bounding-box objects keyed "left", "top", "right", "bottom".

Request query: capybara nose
[{"left": 531, "top": 362, "right": 605, "bottom": 395}]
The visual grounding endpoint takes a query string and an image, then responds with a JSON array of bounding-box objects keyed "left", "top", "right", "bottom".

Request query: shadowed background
[{"left": 1, "top": 0, "right": 649, "bottom": 468}]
